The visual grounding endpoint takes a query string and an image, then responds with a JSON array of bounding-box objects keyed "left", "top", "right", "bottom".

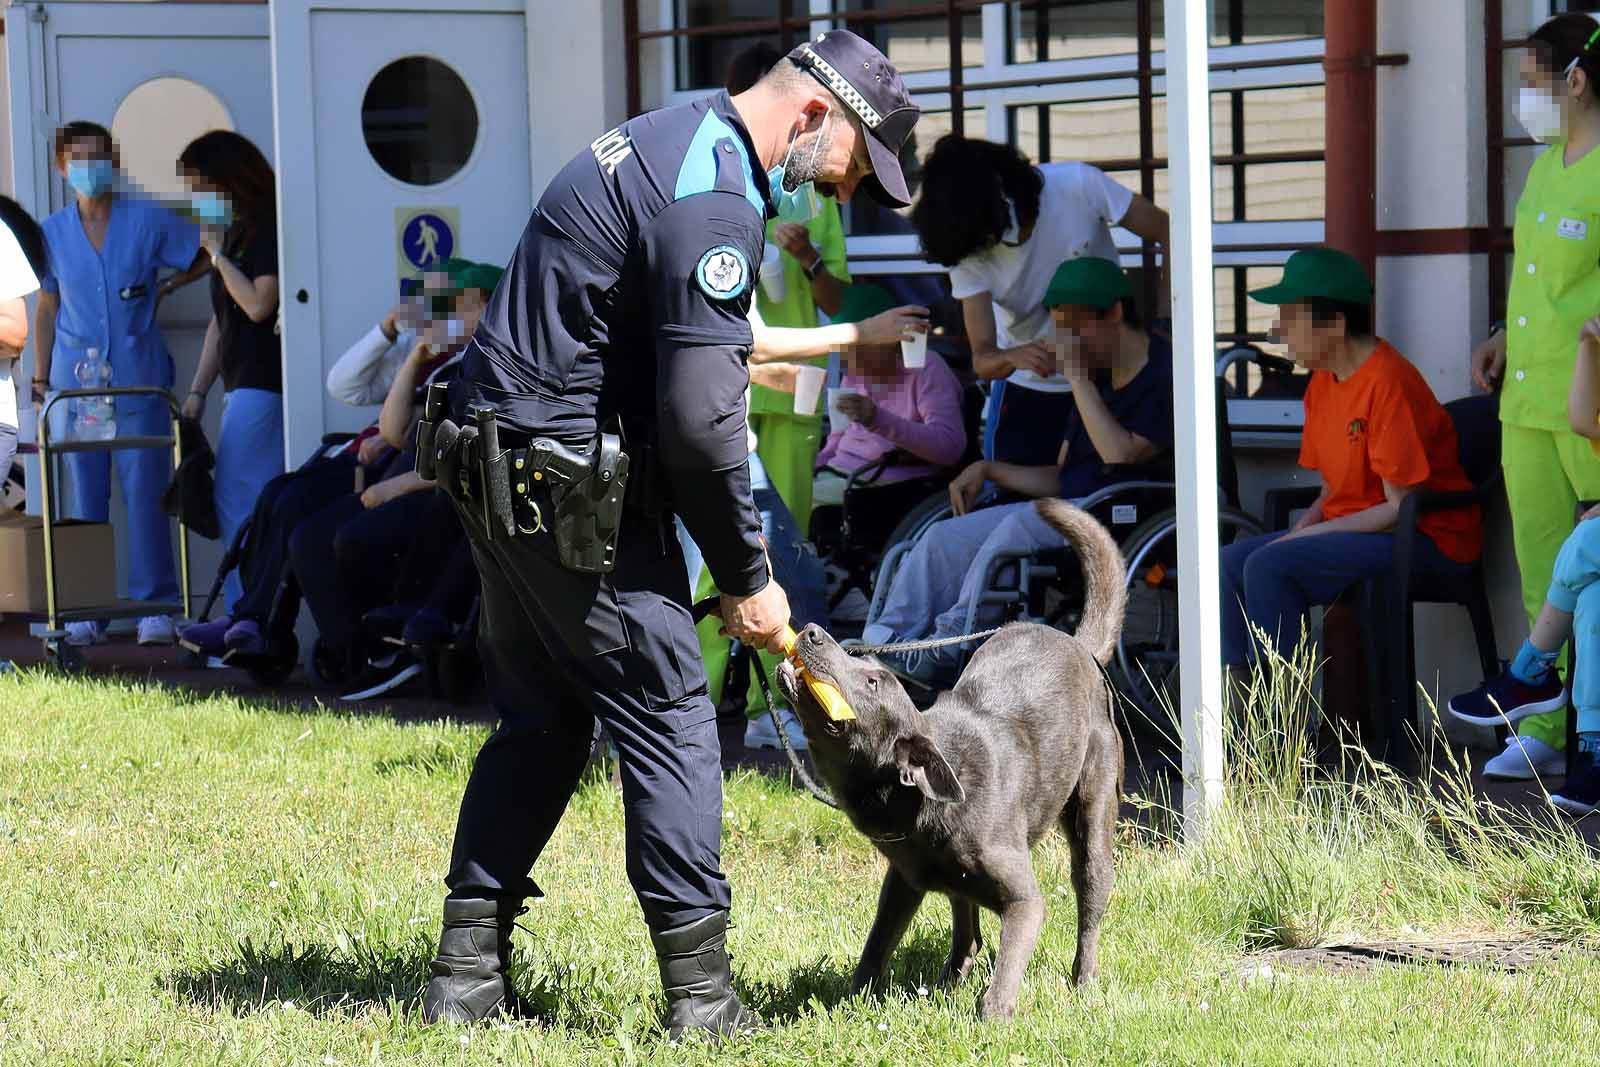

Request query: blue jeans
[
  {"left": 216, "top": 389, "right": 285, "bottom": 611},
  {"left": 1548, "top": 517, "right": 1600, "bottom": 733},
  {"left": 1219, "top": 529, "right": 1462, "bottom": 667},
  {"left": 862, "top": 500, "right": 1065, "bottom": 681},
  {"left": 676, "top": 451, "right": 828, "bottom": 629}
]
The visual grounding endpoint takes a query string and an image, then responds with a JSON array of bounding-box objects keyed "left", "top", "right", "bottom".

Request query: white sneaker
[
  {"left": 1483, "top": 734, "right": 1566, "bottom": 780},
  {"left": 743, "top": 707, "right": 809, "bottom": 752},
  {"left": 64, "top": 621, "right": 106, "bottom": 647},
  {"left": 137, "top": 615, "right": 176, "bottom": 646}
]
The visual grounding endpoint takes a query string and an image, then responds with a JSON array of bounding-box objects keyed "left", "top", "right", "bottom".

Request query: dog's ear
[{"left": 894, "top": 734, "right": 965, "bottom": 804}]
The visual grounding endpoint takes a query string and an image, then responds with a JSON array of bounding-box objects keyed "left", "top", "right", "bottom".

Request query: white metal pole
[{"left": 1165, "top": 0, "right": 1224, "bottom": 839}]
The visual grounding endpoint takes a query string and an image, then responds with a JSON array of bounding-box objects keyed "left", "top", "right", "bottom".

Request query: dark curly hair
[{"left": 911, "top": 135, "right": 1043, "bottom": 267}]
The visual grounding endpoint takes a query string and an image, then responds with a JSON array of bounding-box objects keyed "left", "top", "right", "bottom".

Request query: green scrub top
[{"left": 1503, "top": 138, "right": 1600, "bottom": 431}]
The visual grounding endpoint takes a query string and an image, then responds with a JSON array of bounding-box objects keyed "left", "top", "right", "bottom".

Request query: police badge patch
[{"left": 695, "top": 244, "right": 750, "bottom": 300}]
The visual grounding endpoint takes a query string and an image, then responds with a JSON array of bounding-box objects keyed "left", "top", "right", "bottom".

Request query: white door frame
[{"left": 269, "top": 0, "right": 528, "bottom": 467}]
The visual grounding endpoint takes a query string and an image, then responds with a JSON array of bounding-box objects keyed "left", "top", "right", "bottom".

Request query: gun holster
[{"left": 514, "top": 428, "right": 629, "bottom": 574}]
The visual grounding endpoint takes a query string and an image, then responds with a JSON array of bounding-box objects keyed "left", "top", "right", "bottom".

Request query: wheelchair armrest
[
  {"left": 844, "top": 449, "right": 912, "bottom": 494},
  {"left": 1263, "top": 486, "right": 1321, "bottom": 531}
]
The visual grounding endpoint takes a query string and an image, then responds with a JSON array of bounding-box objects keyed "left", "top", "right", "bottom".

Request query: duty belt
[{"left": 417, "top": 381, "right": 630, "bottom": 574}]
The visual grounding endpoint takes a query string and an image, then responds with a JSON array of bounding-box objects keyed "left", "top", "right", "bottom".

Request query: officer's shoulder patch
[{"left": 695, "top": 244, "right": 750, "bottom": 301}]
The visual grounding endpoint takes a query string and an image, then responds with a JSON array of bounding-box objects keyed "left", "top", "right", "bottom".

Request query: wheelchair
[
  {"left": 177, "top": 432, "right": 358, "bottom": 687},
  {"left": 864, "top": 375, "right": 1265, "bottom": 739},
  {"left": 809, "top": 380, "right": 987, "bottom": 623}
]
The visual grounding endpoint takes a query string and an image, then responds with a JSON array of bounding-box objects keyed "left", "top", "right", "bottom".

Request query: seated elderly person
[
  {"left": 809, "top": 282, "right": 967, "bottom": 556},
  {"left": 862, "top": 257, "right": 1174, "bottom": 687},
  {"left": 179, "top": 259, "right": 500, "bottom": 676},
  {"left": 1219, "top": 248, "right": 1481, "bottom": 670}
]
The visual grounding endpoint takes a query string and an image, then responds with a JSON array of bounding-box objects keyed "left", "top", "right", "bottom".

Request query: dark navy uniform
[{"left": 441, "top": 92, "right": 773, "bottom": 929}]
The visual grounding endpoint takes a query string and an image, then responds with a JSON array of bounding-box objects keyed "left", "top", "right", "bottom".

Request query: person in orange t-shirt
[{"left": 1219, "top": 248, "right": 1483, "bottom": 667}]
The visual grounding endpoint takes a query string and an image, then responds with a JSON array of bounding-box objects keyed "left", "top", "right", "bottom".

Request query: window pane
[
  {"left": 675, "top": 30, "right": 783, "bottom": 92},
  {"left": 1008, "top": 0, "right": 1156, "bottom": 63},
  {"left": 848, "top": 107, "right": 984, "bottom": 236},
  {"left": 1011, "top": 94, "right": 1237, "bottom": 166},
  {"left": 1209, "top": 0, "right": 1322, "bottom": 46},
  {"left": 1240, "top": 85, "right": 1324, "bottom": 154},
  {"left": 836, "top": 2, "right": 981, "bottom": 72},
  {"left": 1237, "top": 160, "right": 1323, "bottom": 221}
]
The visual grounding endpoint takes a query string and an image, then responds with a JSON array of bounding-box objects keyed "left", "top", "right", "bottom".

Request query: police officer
[{"left": 418, "top": 31, "right": 919, "bottom": 1038}]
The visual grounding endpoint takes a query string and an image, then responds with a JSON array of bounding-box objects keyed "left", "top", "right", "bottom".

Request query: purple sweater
[{"left": 816, "top": 351, "right": 966, "bottom": 483}]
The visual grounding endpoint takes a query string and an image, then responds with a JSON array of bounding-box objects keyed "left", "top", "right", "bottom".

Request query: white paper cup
[
  {"left": 826, "top": 386, "right": 858, "bottom": 433},
  {"left": 760, "top": 242, "right": 786, "bottom": 303},
  {"left": 900, "top": 329, "right": 928, "bottom": 369},
  {"left": 793, "top": 365, "right": 826, "bottom": 415}
]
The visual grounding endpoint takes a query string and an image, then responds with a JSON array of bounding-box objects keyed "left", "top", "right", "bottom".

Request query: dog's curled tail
[{"left": 1033, "top": 499, "right": 1128, "bottom": 665}]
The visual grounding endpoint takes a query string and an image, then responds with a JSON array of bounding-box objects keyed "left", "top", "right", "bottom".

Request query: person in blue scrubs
[
  {"left": 32, "top": 121, "right": 209, "bottom": 647},
  {"left": 177, "top": 132, "right": 283, "bottom": 619}
]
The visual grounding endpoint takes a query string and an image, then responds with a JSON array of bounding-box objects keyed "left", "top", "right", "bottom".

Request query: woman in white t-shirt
[
  {"left": 0, "top": 197, "right": 45, "bottom": 509},
  {"left": 912, "top": 136, "right": 1169, "bottom": 466}
]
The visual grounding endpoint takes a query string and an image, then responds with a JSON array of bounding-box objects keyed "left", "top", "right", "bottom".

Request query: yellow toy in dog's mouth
[{"left": 780, "top": 626, "right": 856, "bottom": 722}]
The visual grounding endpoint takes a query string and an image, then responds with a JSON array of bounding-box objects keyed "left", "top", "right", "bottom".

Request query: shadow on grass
[
  {"left": 748, "top": 927, "right": 963, "bottom": 1024},
  {"left": 163, "top": 926, "right": 965, "bottom": 1033},
  {"left": 164, "top": 936, "right": 437, "bottom": 1019}
]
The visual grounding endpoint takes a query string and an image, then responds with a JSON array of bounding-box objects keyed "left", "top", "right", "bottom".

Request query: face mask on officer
[
  {"left": 768, "top": 109, "right": 831, "bottom": 223},
  {"left": 66, "top": 158, "right": 115, "bottom": 199}
]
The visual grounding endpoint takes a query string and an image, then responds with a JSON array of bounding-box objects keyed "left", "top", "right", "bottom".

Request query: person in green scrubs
[
  {"left": 726, "top": 43, "right": 849, "bottom": 524},
  {"left": 1451, "top": 13, "right": 1600, "bottom": 779}
]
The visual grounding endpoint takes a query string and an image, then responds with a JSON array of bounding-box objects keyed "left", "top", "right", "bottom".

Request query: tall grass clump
[{"left": 1131, "top": 622, "right": 1600, "bottom": 954}]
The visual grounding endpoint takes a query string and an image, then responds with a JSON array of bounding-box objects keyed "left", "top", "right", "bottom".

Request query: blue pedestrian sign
[{"left": 400, "top": 210, "right": 455, "bottom": 270}]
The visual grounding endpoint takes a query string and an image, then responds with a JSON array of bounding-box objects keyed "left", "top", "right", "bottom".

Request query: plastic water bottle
[{"left": 72, "top": 347, "right": 116, "bottom": 441}]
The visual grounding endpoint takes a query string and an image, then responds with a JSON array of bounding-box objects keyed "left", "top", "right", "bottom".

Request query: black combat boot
[
  {"left": 649, "top": 911, "right": 764, "bottom": 1040},
  {"left": 420, "top": 896, "right": 523, "bottom": 1024}
]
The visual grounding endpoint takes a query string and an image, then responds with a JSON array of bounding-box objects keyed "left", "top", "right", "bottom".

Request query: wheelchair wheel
[
  {"left": 306, "top": 636, "right": 350, "bottom": 688},
  {"left": 880, "top": 490, "right": 955, "bottom": 555},
  {"left": 246, "top": 634, "right": 300, "bottom": 687},
  {"left": 1111, "top": 505, "right": 1264, "bottom": 739}
]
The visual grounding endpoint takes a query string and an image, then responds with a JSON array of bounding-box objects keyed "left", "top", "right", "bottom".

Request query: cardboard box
[{"left": 0, "top": 514, "right": 117, "bottom": 616}]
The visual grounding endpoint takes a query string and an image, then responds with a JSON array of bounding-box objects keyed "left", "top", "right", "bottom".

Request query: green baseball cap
[
  {"left": 1042, "top": 257, "right": 1132, "bottom": 311},
  {"left": 438, "top": 258, "right": 503, "bottom": 296},
  {"left": 831, "top": 283, "right": 898, "bottom": 325},
  {"left": 1248, "top": 247, "right": 1373, "bottom": 306}
]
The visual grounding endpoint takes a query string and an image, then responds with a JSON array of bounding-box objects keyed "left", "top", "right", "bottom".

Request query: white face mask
[
  {"left": 999, "top": 195, "right": 1023, "bottom": 246},
  {"left": 445, "top": 317, "right": 467, "bottom": 342},
  {"left": 1518, "top": 86, "right": 1566, "bottom": 143}
]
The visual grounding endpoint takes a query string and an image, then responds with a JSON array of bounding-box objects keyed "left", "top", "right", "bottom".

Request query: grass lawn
[{"left": 4, "top": 667, "right": 1600, "bottom": 1066}]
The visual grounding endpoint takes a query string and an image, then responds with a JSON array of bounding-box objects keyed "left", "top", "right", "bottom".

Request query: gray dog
[{"left": 776, "top": 499, "right": 1125, "bottom": 1020}]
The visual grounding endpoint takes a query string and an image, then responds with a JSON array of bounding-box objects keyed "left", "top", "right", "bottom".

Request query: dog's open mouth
[{"left": 774, "top": 657, "right": 802, "bottom": 706}]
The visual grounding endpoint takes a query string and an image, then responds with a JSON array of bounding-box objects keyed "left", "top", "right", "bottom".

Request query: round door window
[
  {"left": 361, "top": 56, "right": 479, "bottom": 186},
  {"left": 112, "top": 77, "right": 234, "bottom": 197}
]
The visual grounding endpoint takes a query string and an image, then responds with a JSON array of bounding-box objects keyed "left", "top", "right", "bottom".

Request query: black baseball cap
[{"left": 789, "top": 29, "right": 920, "bottom": 208}]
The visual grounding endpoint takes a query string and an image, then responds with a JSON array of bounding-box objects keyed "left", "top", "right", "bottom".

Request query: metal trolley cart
[{"left": 23, "top": 386, "right": 191, "bottom": 670}]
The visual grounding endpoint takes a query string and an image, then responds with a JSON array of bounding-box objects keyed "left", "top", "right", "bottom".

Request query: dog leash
[
  {"left": 843, "top": 628, "right": 1003, "bottom": 656},
  {"left": 691, "top": 596, "right": 837, "bottom": 808}
]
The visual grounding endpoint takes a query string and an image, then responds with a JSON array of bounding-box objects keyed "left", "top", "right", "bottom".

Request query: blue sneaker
[
  {"left": 223, "top": 618, "right": 267, "bottom": 657},
  {"left": 177, "top": 616, "right": 232, "bottom": 656},
  {"left": 401, "top": 608, "right": 454, "bottom": 648},
  {"left": 1446, "top": 666, "right": 1567, "bottom": 727}
]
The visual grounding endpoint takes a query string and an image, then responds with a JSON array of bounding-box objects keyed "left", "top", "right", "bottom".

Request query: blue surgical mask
[
  {"left": 66, "top": 159, "right": 115, "bottom": 199},
  {"left": 191, "top": 191, "right": 232, "bottom": 228},
  {"left": 767, "top": 111, "right": 829, "bottom": 224}
]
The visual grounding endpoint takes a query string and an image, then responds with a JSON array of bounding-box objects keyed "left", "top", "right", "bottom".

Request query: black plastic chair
[{"left": 1355, "top": 395, "right": 1502, "bottom": 771}]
